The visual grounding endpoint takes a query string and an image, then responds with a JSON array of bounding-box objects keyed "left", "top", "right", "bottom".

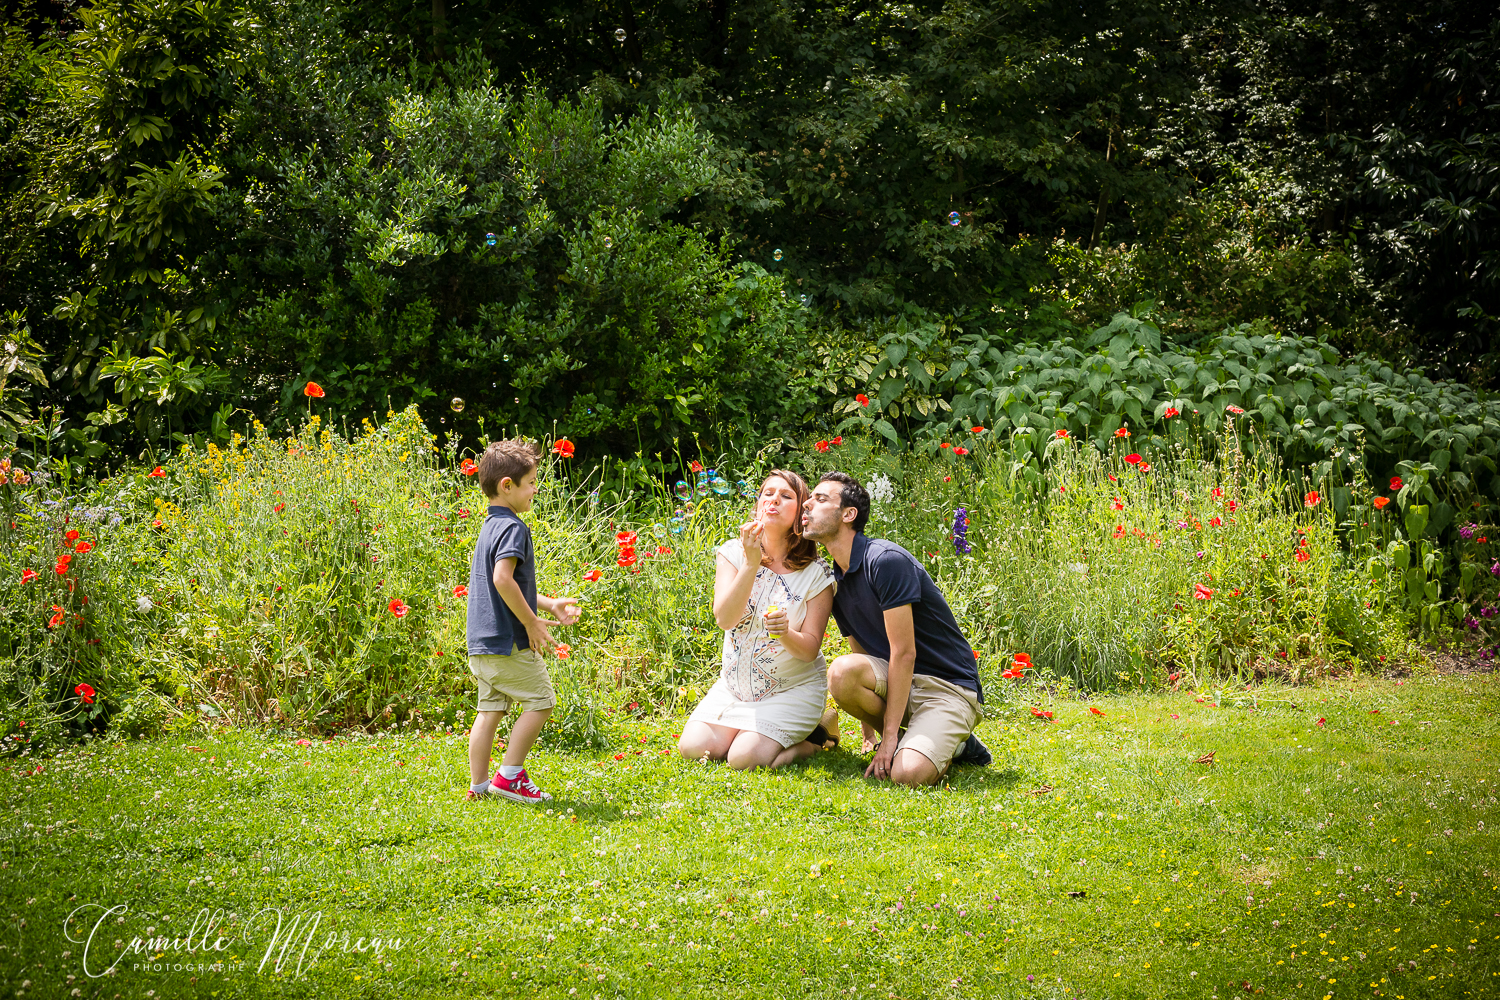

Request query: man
[{"left": 801, "top": 471, "right": 991, "bottom": 786}]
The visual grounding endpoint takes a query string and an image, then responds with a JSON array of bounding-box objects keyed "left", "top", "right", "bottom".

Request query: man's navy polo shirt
[{"left": 829, "top": 533, "right": 983, "bottom": 701}]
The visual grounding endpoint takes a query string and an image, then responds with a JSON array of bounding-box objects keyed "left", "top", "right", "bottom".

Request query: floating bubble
[
  {"left": 695, "top": 477, "right": 710, "bottom": 499},
  {"left": 603, "top": 236, "right": 612, "bottom": 249},
  {"left": 485, "top": 232, "right": 497, "bottom": 246},
  {"left": 669, "top": 517, "right": 685, "bottom": 535},
  {"left": 799, "top": 294, "right": 809, "bottom": 306},
  {"left": 614, "top": 27, "right": 626, "bottom": 41},
  {"left": 450, "top": 397, "right": 465, "bottom": 413},
  {"left": 948, "top": 211, "right": 961, "bottom": 226},
  {"left": 651, "top": 522, "right": 667, "bottom": 538},
  {"left": 738, "top": 479, "right": 753, "bottom": 498},
  {"left": 773, "top": 249, "right": 783, "bottom": 262},
  {"left": 674, "top": 480, "right": 691, "bottom": 501},
  {"left": 589, "top": 490, "right": 600, "bottom": 504},
  {"left": 711, "top": 478, "right": 733, "bottom": 497}
]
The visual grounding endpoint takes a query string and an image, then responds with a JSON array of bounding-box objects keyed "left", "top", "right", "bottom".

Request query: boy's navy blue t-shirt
[
  {"left": 467, "top": 505, "right": 536, "bottom": 655},
  {"left": 829, "top": 533, "right": 983, "bottom": 702}
]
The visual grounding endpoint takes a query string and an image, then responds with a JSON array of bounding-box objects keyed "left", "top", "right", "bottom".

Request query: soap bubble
[
  {"left": 669, "top": 517, "right": 685, "bottom": 535},
  {"left": 947, "top": 211, "right": 961, "bottom": 226},
  {"left": 450, "top": 397, "right": 465, "bottom": 413},
  {"left": 711, "top": 478, "right": 733, "bottom": 497},
  {"left": 738, "top": 479, "right": 753, "bottom": 498},
  {"left": 485, "top": 233, "right": 497, "bottom": 246},
  {"left": 651, "top": 522, "right": 666, "bottom": 538},
  {"left": 614, "top": 27, "right": 626, "bottom": 41},
  {"left": 603, "top": 236, "right": 612, "bottom": 249},
  {"left": 589, "top": 490, "right": 600, "bottom": 504},
  {"left": 695, "top": 477, "right": 710, "bottom": 499},
  {"left": 773, "top": 249, "right": 783, "bottom": 262},
  {"left": 674, "top": 480, "right": 691, "bottom": 501},
  {"left": 799, "top": 294, "right": 809, "bottom": 306}
]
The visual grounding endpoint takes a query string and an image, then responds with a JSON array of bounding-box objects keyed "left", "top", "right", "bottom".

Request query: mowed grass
[{"left": 3, "top": 672, "right": 1498, "bottom": 1000}]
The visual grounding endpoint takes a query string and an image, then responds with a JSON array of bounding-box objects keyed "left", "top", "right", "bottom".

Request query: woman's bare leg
[
  {"left": 725, "top": 731, "right": 784, "bottom": 770},
  {"left": 770, "top": 739, "right": 821, "bottom": 768},
  {"left": 678, "top": 720, "right": 737, "bottom": 761}
]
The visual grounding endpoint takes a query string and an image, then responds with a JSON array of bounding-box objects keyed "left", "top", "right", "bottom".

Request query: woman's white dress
[{"left": 687, "top": 539, "right": 837, "bottom": 748}]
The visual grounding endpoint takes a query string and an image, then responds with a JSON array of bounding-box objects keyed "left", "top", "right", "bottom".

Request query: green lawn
[{"left": 4, "top": 672, "right": 1498, "bottom": 999}]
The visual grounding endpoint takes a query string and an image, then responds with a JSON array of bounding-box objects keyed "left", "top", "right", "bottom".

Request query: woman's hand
[
  {"left": 738, "top": 518, "right": 765, "bottom": 563},
  {"left": 762, "top": 605, "right": 788, "bottom": 637}
]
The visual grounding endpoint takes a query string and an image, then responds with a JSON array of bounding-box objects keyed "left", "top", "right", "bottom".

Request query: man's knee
[{"left": 890, "top": 751, "right": 939, "bottom": 787}]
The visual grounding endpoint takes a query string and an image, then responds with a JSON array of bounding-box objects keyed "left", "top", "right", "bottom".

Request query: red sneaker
[{"left": 490, "top": 768, "right": 552, "bottom": 803}]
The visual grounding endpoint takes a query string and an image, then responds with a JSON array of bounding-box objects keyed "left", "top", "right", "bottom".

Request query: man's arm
[{"left": 865, "top": 604, "right": 915, "bottom": 779}]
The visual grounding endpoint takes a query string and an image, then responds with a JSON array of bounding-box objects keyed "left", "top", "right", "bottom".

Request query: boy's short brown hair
[{"left": 478, "top": 439, "right": 541, "bottom": 498}]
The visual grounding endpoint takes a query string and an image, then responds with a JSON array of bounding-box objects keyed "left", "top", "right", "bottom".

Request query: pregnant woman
[{"left": 677, "top": 469, "right": 838, "bottom": 769}]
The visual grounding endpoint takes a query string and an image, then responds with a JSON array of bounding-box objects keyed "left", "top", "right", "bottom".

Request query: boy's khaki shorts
[
  {"left": 468, "top": 645, "right": 556, "bottom": 713},
  {"left": 867, "top": 657, "right": 982, "bottom": 772}
]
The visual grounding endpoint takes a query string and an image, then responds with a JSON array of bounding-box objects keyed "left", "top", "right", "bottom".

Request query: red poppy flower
[
  {"left": 939, "top": 442, "right": 951, "bottom": 449},
  {"left": 613, "top": 753, "right": 625, "bottom": 761},
  {"left": 454, "top": 585, "right": 468, "bottom": 597},
  {"left": 1140, "top": 462, "right": 1152, "bottom": 472},
  {"left": 1315, "top": 717, "right": 1325, "bottom": 726},
  {"left": 21, "top": 568, "right": 36, "bottom": 584},
  {"left": 65, "top": 529, "right": 79, "bottom": 542},
  {"left": 1124, "top": 453, "right": 1141, "bottom": 465},
  {"left": 1304, "top": 491, "right": 1320, "bottom": 508},
  {"left": 1193, "top": 583, "right": 1214, "bottom": 600},
  {"left": 74, "top": 683, "right": 95, "bottom": 704},
  {"left": 972, "top": 649, "right": 980, "bottom": 659},
  {"left": 47, "top": 605, "right": 64, "bottom": 628},
  {"left": 1389, "top": 476, "right": 1402, "bottom": 490},
  {"left": 388, "top": 599, "right": 410, "bottom": 618},
  {"left": 617, "top": 552, "right": 638, "bottom": 567},
  {"left": 830, "top": 435, "right": 843, "bottom": 446},
  {"left": 657, "top": 545, "right": 672, "bottom": 555},
  {"left": 1210, "top": 488, "right": 1223, "bottom": 499},
  {"left": 616, "top": 531, "right": 638, "bottom": 547},
  {"left": 273, "top": 503, "right": 285, "bottom": 513},
  {"left": 75, "top": 541, "right": 93, "bottom": 554},
  {"left": 54, "top": 555, "right": 71, "bottom": 576},
  {"left": 1054, "top": 428, "right": 1069, "bottom": 439},
  {"left": 1108, "top": 473, "right": 1118, "bottom": 482},
  {"left": 582, "top": 568, "right": 603, "bottom": 582},
  {"left": 953, "top": 446, "right": 969, "bottom": 456},
  {"left": 1114, "top": 427, "right": 1130, "bottom": 438},
  {"left": 1208, "top": 517, "right": 1222, "bottom": 527},
  {"left": 1227, "top": 499, "right": 1239, "bottom": 512},
  {"left": 1164, "top": 407, "right": 1179, "bottom": 419},
  {"left": 856, "top": 393, "right": 870, "bottom": 407},
  {"left": 690, "top": 461, "right": 704, "bottom": 473},
  {"left": 1090, "top": 706, "right": 1104, "bottom": 716},
  {"left": 151, "top": 519, "right": 164, "bottom": 530},
  {"left": 1013, "top": 653, "right": 1032, "bottom": 667},
  {"left": 1030, "top": 707, "right": 1054, "bottom": 721},
  {"left": 1111, "top": 497, "right": 1123, "bottom": 510},
  {"left": 552, "top": 438, "right": 575, "bottom": 458},
  {"left": 1225, "top": 405, "right": 1245, "bottom": 414},
  {"left": 147, "top": 467, "right": 166, "bottom": 478},
  {"left": 815, "top": 440, "right": 830, "bottom": 453},
  {"left": 1001, "top": 668, "right": 1022, "bottom": 679},
  {"left": 1373, "top": 496, "right": 1390, "bottom": 509},
  {"left": 971, "top": 426, "right": 985, "bottom": 434},
  {"left": 304, "top": 382, "right": 325, "bottom": 398},
  {"left": 461, "top": 459, "right": 477, "bottom": 475},
  {"left": 555, "top": 644, "right": 571, "bottom": 659}
]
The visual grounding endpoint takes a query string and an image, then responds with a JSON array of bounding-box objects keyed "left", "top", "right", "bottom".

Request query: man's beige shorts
[
  {"left": 468, "top": 646, "right": 556, "bottom": 713},
  {"left": 867, "top": 657, "right": 982, "bottom": 772}
]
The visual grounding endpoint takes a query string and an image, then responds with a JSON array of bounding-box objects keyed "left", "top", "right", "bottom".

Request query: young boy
[{"left": 465, "top": 439, "right": 579, "bottom": 803}]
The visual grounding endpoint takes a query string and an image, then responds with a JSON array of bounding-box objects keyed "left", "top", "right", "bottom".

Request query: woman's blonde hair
[{"left": 759, "top": 469, "right": 819, "bottom": 571}]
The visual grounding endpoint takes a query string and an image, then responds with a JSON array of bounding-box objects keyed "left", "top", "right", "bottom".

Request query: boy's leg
[
  {"left": 468, "top": 710, "right": 506, "bottom": 786},
  {"left": 678, "top": 721, "right": 736, "bottom": 761},
  {"left": 501, "top": 707, "right": 553, "bottom": 767}
]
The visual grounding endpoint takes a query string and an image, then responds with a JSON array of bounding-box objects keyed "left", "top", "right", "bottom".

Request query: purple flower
[
  {"left": 1491, "top": 560, "right": 1500, "bottom": 577},
  {"left": 1481, "top": 606, "right": 1498, "bottom": 620},
  {"left": 1466, "top": 616, "right": 1481, "bottom": 631},
  {"left": 952, "top": 508, "right": 971, "bottom": 555},
  {"left": 1195, "top": 550, "right": 1205, "bottom": 559},
  {"left": 1460, "top": 523, "right": 1476, "bottom": 541},
  {"left": 1480, "top": 648, "right": 1495, "bottom": 662},
  {"left": 1027, "top": 975, "right": 1034, "bottom": 982}
]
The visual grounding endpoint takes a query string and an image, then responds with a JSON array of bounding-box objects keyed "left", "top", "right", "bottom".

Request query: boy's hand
[
  {"left": 550, "top": 597, "right": 582, "bottom": 627},
  {"left": 525, "top": 618, "right": 558, "bottom": 655}
]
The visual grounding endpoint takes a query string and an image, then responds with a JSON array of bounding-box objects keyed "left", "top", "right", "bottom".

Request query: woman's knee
[{"left": 726, "top": 736, "right": 780, "bottom": 771}]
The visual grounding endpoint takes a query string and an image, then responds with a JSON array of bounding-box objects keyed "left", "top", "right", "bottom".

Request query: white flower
[
  {"left": 867, "top": 474, "right": 895, "bottom": 504},
  {"left": 136, "top": 596, "right": 154, "bottom": 613}
]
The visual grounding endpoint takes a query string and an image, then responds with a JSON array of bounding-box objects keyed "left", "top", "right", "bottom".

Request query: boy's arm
[
  {"left": 539, "top": 594, "right": 581, "bottom": 626},
  {"left": 493, "top": 556, "right": 556, "bottom": 654}
]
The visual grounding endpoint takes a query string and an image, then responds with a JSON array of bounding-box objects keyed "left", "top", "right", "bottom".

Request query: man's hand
[{"left": 864, "top": 740, "right": 897, "bottom": 781}]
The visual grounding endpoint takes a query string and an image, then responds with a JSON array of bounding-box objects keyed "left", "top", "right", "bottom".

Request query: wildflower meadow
[{"left": 0, "top": 403, "right": 1497, "bottom": 998}]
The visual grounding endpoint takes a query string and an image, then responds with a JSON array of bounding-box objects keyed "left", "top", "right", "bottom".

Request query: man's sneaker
[
  {"left": 951, "top": 733, "right": 992, "bottom": 767},
  {"left": 490, "top": 768, "right": 553, "bottom": 803}
]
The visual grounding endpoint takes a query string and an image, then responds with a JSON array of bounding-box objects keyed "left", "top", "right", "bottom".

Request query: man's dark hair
[{"left": 818, "top": 470, "right": 870, "bottom": 534}]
